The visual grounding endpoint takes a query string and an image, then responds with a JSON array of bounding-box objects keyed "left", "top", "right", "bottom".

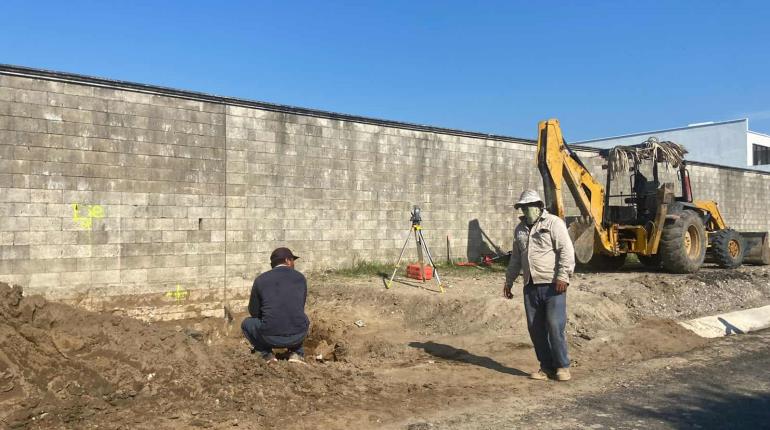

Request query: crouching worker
[
  {"left": 242, "top": 247, "right": 309, "bottom": 364},
  {"left": 503, "top": 190, "right": 575, "bottom": 381}
]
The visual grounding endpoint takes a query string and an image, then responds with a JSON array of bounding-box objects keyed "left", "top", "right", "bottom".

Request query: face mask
[{"left": 522, "top": 206, "right": 542, "bottom": 225}]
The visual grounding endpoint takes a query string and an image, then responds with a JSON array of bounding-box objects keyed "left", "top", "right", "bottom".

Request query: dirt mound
[
  {"left": 574, "top": 319, "right": 708, "bottom": 367},
  {"left": 0, "top": 282, "right": 227, "bottom": 427},
  {"left": 629, "top": 266, "right": 770, "bottom": 319},
  {"left": 0, "top": 282, "right": 383, "bottom": 430}
]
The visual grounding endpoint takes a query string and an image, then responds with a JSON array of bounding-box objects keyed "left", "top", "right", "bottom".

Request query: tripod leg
[
  {"left": 415, "top": 226, "right": 426, "bottom": 282},
  {"left": 418, "top": 229, "right": 445, "bottom": 293},
  {"left": 386, "top": 228, "right": 413, "bottom": 289}
]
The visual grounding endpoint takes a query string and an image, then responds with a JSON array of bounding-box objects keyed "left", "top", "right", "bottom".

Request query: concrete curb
[{"left": 679, "top": 305, "right": 770, "bottom": 338}]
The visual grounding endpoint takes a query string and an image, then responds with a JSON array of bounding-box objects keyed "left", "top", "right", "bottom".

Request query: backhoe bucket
[
  {"left": 567, "top": 217, "right": 595, "bottom": 264},
  {"left": 741, "top": 231, "right": 770, "bottom": 265}
]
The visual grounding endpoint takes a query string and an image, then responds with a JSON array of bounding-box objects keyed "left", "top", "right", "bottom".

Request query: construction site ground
[{"left": 3, "top": 261, "right": 770, "bottom": 429}]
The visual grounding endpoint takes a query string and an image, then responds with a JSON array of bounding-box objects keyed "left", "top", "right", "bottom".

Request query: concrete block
[
  {"left": 28, "top": 190, "right": 63, "bottom": 203},
  {"left": 61, "top": 271, "right": 93, "bottom": 286},
  {"left": 0, "top": 245, "right": 29, "bottom": 260},
  {"left": 121, "top": 269, "right": 148, "bottom": 283},
  {"left": 95, "top": 270, "right": 121, "bottom": 283},
  {"left": 122, "top": 192, "right": 149, "bottom": 206},
  {"left": 0, "top": 217, "right": 29, "bottom": 232},
  {"left": 148, "top": 219, "right": 175, "bottom": 231},
  {"left": 210, "top": 230, "right": 226, "bottom": 242},
  {"left": 12, "top": 231, "right": 46, "bottom": 246},
  {"left": 121, "top": 218, "right": 148, "bottom": 231},
  {"left": 11, "top": 203, "right": 46, "bottom": 217},
  {"left": 201, "top": 218, "right": 225, "bottom": 231},
  {"left": 118, "top": 255, "right": 155, "bottom": 270},
  {"left": 161, "top": 230, "right": 187, "bottom": 243},
  {"left": 161, "top": 206, "right": 188, "bottom": 218},
  {"left": 30, "top": 272, "right": 61, "bottom": 288},
  {"left": 0, "top": 188, "right": 30, "bottom": 202},
  {"left": 50, "top": 245, "right": 89, "bottom": 259}
]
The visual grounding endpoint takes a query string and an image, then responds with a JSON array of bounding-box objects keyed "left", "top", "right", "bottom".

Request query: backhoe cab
[{"left": 536, "top": 119, "right": 770, "bottom": 273}]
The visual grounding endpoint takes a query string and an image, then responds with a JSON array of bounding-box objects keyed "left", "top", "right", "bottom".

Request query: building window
[{"left": 753, "top": 144, "right": 770, "bottom": 165}]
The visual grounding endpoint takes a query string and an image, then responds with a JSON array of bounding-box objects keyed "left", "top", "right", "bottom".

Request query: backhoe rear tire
[
  {"left": 711, "top": 229, "right": 745, "bottom": 269},
  {"left": 659, "top": 210, "right": 707, "bottom": 274}
]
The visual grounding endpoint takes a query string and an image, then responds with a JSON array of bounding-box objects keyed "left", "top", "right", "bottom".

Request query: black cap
[{"left": 270, "top": 247, "right": 299, "bottom": 265}]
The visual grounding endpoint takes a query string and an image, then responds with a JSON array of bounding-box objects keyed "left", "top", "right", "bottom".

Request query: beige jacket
[{"left": 505, "top": 210, "right": 575, "bottom": 287}]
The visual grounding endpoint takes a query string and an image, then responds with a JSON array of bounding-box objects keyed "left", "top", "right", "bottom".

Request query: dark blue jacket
[{"left": 248, "top": 266, "right": 309, "bottom": 336}]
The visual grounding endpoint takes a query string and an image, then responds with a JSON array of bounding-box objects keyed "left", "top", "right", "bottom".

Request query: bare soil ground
[{"left": 2, "top": 262, "right": 769, "bottom": 429}]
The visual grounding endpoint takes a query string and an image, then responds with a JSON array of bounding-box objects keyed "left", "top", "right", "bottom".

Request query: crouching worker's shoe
[
  {"left": 263, "top": 353, "right": 278, "bottom": 365},
  {"left": 555, "top": 368, "right": 571, "bottom": 381},
  {"left": 288, "top": 352, "right": 305, "bottom": 364},
  {"left": 529, "top": 368, "right": 552, "bottom": 381}
]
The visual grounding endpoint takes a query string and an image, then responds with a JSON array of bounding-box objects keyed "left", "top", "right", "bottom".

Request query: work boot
[
  {"left": 529, "top": 368, "right": 552, "bottom": 381},
  {"left": 288, "top": 352, "right": 305, "bottom": 364},
  {"left": 555, "top": 368, "right": 571, "bottom": 381}
]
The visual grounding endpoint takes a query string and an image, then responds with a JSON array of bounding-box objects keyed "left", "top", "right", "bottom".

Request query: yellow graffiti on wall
[
  {"left": 165, "top": 285, "right": 189, "bottom": 301},
  {"left": 71, "top": 203, "right": 104, "bottom": 229}
]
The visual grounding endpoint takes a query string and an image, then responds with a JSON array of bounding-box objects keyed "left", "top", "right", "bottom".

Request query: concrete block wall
[
  {"left": 0, "top": 72, "right": 227, "bottom": 306},
  {"left": 222, "top": 107, "right": 541, "bottom": 292},
  {"left": 1, "top": 66, "right": 769, "bottom": 313},
  {"left": 687, "top": 164, "right": 770, "bottom": 231},
  {"left": 0, "top": 67, "right": 543, "bottom": 309}
]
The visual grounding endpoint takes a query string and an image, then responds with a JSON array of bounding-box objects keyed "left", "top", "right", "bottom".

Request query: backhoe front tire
[
  {"left": 659, "top": 210, "right": 707, "bottom": 273},
  {"left": 711, "top": 229, "right": 745, "bottom": 269}
]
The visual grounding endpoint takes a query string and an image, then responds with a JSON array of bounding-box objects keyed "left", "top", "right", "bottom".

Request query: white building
[{"left": 575, "top": 119, "right": 770, "bottom": 172}]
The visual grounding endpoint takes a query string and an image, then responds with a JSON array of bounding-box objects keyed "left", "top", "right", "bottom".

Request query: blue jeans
[
  {"left": 241, "top": 317, "right": 306, "bottom": 358},
  {"left": 523, "top": 282, "right": 570, "bottom": 369}
]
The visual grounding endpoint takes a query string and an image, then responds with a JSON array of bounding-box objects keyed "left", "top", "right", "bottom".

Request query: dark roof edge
[{"left": 0, "top": 63, "right": 536, "bottom": 146}]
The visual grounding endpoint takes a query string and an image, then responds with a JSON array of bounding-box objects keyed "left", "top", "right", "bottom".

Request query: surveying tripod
[{"left": 386, "top": 206, "right": 444, "bottom": 293}]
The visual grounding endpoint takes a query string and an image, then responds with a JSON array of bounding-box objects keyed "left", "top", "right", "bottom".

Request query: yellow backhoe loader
[{"left": 536, "top": 118, "right": 770, "bottom": 273}]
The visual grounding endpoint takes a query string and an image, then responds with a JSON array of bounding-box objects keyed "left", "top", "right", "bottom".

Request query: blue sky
[{"left": 1, "top": 1, "right": 769, "bottom": 140}]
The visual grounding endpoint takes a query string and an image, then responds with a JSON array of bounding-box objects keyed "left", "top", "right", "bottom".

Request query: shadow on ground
[
  {"left": 380, "top": 275, "right": 443, "bottom": 293},
  {"left": 619, "top": 383, "right": 770, "bottom": 429},
  {"left": 409, "top": 341, "right": 528, "bottom": 377}
]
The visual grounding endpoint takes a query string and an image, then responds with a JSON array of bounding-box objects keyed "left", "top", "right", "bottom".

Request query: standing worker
[
  {"left": 503, "top": 190, "right": 575, "bottom": 381},
  {"left": 242, "top": 247, "right": 309, "bottom": 364}
]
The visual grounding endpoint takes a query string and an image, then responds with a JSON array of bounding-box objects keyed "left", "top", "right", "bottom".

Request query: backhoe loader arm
[
  {"left": 536, "top": 119, "right": 610, "bottom": 256},
  {"left": 536, "top": 119, "right": 604, "bottom": 220}
]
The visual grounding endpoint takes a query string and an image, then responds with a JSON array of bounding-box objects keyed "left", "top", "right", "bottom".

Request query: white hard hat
[{"left": 514, "top": 190, "right": 544, "bottom": 209}]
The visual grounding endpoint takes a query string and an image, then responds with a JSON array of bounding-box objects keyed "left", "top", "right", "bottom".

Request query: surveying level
[{"left": 386, "top": 206, "right": 444, "bottom": 293}]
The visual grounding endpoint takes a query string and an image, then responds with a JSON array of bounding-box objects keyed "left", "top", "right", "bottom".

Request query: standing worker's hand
[
  {"left": 555, "top": 280, "right": 569, "bottom": 294},
  {"left": 503, "top": 284, "right": 513, "bottom": 299}
]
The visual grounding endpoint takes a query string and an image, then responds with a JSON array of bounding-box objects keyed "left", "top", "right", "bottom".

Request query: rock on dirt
[{"left": 313, "top": 339, "right": 337, "bottom": 362}]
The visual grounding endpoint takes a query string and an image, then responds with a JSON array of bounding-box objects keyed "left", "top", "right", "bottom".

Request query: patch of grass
[
  {"left": 331, "top": 261, "right": 394, "bottom": 277},
  {"left": 326, "top": 259, "right": 508, "bottom": 278}
]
